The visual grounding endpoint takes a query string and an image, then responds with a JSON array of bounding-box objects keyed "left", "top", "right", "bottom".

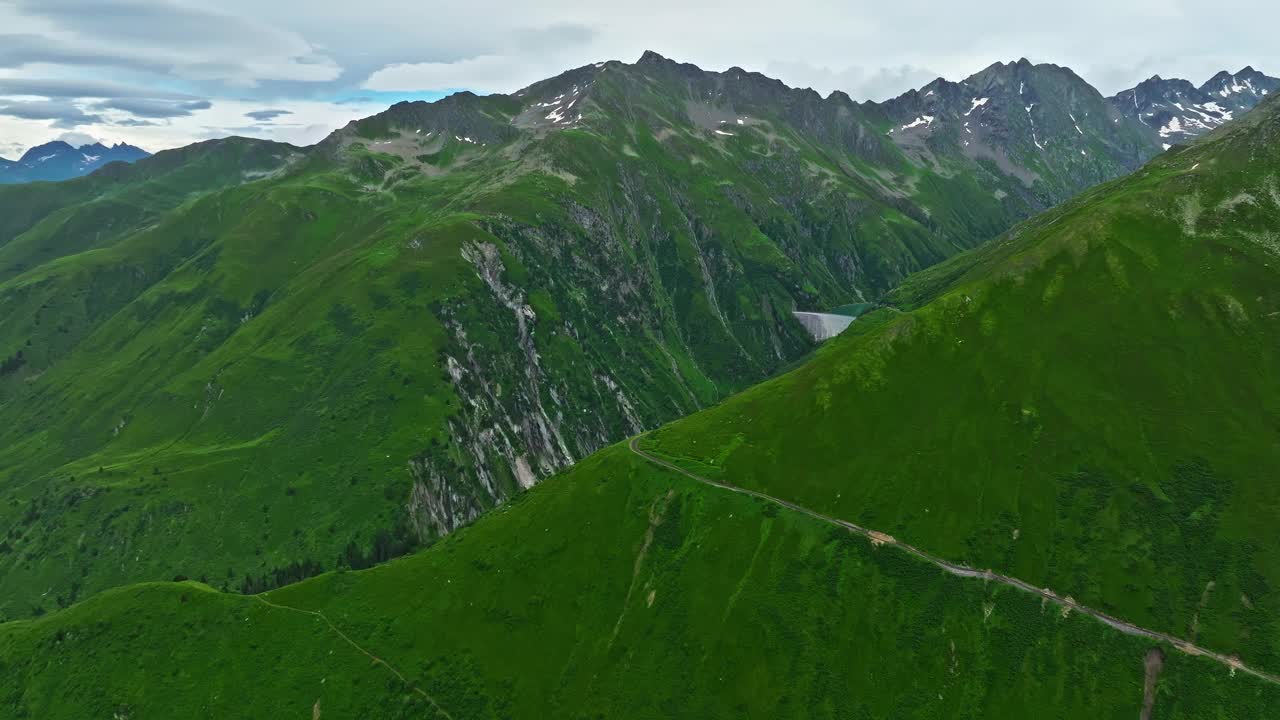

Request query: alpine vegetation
[{"left": 1, "top": 8, "right": 1279, "bottom": 716}]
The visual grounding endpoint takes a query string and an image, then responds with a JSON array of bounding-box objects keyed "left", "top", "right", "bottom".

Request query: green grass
[
  {"left": 4, "top": 445, "right": 1278, "bottom": 718},
  {"left": 643, "top": 96, "right": 1280, "bottom": 673},
  {"left": 828, "top": 302, "right": 877, "bottom": 317},
  {"left": 0, "top": 581, "right": 432, "bottom": 718}
]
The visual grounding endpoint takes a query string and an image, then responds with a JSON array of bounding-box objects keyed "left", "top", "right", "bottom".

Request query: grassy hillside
[
  {"left": 644, "top": 94, "right": 1280, "bottom": 672},
  {"left": 2, "top": 72, "right": 1280, "bottom": 720},
  {"left": 3, "top": 446, "right": 1277, "bottom": 718},
  {"left": 0, "top": 54, "right": 1171, "bottom": 619}
]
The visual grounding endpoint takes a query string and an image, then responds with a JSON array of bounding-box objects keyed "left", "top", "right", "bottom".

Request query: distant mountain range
[
  {"left": 0, "top": 65, "right": 1272, "bottom": 189},
  {"left": 0, "top": 140, "right": 150, "bottom": 184},
  {"left": 879, "top": 62, "right": 1278, "bottom": 184},
  {"left": 1107, "top": 66, "right": 1278, "bottom": 146}
]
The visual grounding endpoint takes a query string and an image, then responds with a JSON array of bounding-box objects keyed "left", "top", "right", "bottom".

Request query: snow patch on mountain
[{"left": 901, "top": 115, "right": 935, "bottom": 130}]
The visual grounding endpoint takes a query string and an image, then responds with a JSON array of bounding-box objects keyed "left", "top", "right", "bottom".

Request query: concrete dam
[{"left": 792, "top": 312, "right": 856, "bottom": 341}]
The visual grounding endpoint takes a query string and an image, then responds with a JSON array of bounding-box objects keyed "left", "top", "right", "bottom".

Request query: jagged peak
[
  {"left": 827, "top": 89, "right": 854, "bottom": 105},
  {"left": 383, "top": 88, "right": 480, "bottom": 111},
  {"left": 510, "top": 60, "right": 610, "bottom": 99},
  {"left": 27, "top": 140, "right": 74, "bottom": 151},
  {"left": 18, "top": 141, "right": 75, "bottom": 162},
  {"left": 978, "top": 58, "right": 1036, "bottom": 73},
  {"left": 969, "top": 58, "right": 1077, "bottom": 83},
  {"left": 1196, "top": 66, "right": 1278, "bottom": 95},
  {"left": 636, "top": 50, "right": 670, "bottom": 65},
  {"left": 1130, "top": 74, "right": 1197, "bottom": 92}
]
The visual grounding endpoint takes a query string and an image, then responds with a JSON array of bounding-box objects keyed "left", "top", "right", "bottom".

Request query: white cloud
[
  {"left": 55, "top": 131, "right": 100, "bottom": 147},
  {"left": 1, "top": 96, "right": 390, "bottom": 158},
  {"left": 3, "top": 0, "right": 342, "bottom": 88},
  {"left": 764, "top": 60, "right": 942, "bottom": 102},
  {"left": 364, "top": 55, "right": 558, "bottom": 94},
  {"left": 122, "top": 98, "right": 390, "bottom": 149}
]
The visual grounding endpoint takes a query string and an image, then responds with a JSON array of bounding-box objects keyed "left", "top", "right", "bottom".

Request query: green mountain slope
[
  {"left": 3, "top": 65, "right": 1280, "bottom": 720},
  {"left": 645, "top": 94, "right": 1280, "bottom": 671},
  {"left": 0, "top": 53, "right": 1204, "bottom": 618},
  {"left": 3, "top": 446, "right": 1277, "bottom": 718}
]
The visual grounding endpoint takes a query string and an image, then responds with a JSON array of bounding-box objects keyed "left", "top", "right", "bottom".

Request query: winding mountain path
[
  {"left": 626, "top": 435, "right": 1280, "bottom": 687},
  {"left": 253, "top": 595, "right": 455, "bottom": 719}
]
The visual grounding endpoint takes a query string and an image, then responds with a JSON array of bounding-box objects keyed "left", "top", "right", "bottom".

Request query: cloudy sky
[{"left": 1, "top": 0, "right": 1274, "bottom": 158}]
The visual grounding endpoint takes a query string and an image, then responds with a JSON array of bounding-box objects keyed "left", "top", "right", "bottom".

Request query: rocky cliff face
[{"left": 880, "top": 59, "right": 1157, "bottom": 204}]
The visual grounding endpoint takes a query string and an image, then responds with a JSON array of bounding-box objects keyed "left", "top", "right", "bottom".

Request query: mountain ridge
[
  {"left": 0, "top": 51, "right": 1273, "bottom": 623},
  {"left": 1107, "top": 65, "right": 1278, "bottom": 146},
  {"left": 0, "top": 139, "right": 150, "bottom": 184}
]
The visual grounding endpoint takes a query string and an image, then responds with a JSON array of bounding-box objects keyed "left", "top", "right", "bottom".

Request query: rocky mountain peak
[
  {"left": 1109, "top": 66, "right": 1277, "bottom": 147},
  {"left": 1197, "top": 67, "right": 1277, "bottom": 107},
  {"left": 636, "top": 49, "right": 671, "bottom": 65},
  {"left": 1, "top": 138, "right": 150, "bottom": 184},
  {"left": 18, "top": 140, "right": 75, "bottom": 163}
]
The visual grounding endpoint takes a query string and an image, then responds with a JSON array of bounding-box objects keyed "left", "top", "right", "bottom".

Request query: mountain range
[
  {"left": 0, "top": 52, "right": 1275, "bottom": 623},
  {"left": 0, "top": 53, "right": 1133, "bottom": 616},
  {"left": 1, "top": 53, "right": 1279, "bottom": 719},
  {"left": 1107, "top": 66, "right": 1278, "bottom": 146},
  {"left": 1, "top": 63, "right": 1271, "bottom": 191},
  {"left": 0, "top": 140, "right": 150, "bottom": 184}
]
